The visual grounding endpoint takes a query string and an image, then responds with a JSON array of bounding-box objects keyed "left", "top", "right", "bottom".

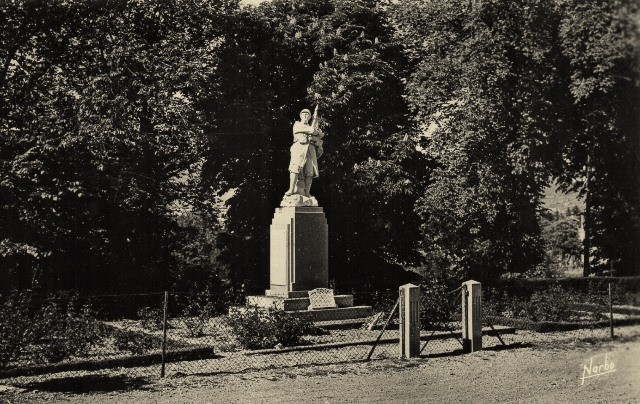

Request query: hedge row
[{"left": 486, "top": 276, "right": 640, "bottom": 300}]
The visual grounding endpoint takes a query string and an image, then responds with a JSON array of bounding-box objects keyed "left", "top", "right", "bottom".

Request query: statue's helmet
[{"left": 300, "top": 109, "right": 311, "bottom": 115}]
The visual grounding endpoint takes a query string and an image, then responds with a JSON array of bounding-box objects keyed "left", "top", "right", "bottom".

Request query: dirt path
[{"left": 2, "top": 336, "right": 639, "bottom": 403}]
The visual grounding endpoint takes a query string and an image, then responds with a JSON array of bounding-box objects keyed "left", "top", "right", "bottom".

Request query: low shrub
[
  {"left": 137, "top": 307, "right": 164, "bottom": 331},
  {"left": 0, "top": 293, "right": 33, "bottom": 369},
  {"left": 526, "top": 286, "right": 575, "bottom": 322},
  {"left": 179, "top": 293, "right": 217, "bottom": 338},
  {"left": 617, "top": 290, "right": 640, "bottom": 306},
  {"left": 367, "top": 290, "right": 398, "bottom": 313},
  {"left": 483, "top": 290, "right": 530, "bottom": 319},
  {"left": 0, "top": 292, "right": 106, "bottom": 367},
  {"left": 32, "top": 295, "right": 105, "bottom": 364},
  {"left": 485, "top": 285, "right": 606, "bottom": 323},
  {"left": 225, "top": 308, "right": 314, "bottom": 349},
  {"left": 487, "top": 276, "right": 640, "bottom": 304},
  {"left": 112, "top": 328, "right": 158, "bottom": 355},
  {"left": 182, "top": 316, "right": 206, "bottom": 338},
  {"left": 420, "top": 282, "right": 461, "bottom": 330}
]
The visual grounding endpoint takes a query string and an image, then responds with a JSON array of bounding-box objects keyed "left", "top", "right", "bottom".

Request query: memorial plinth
[
  {"left": 244, "top": 201, "right": 372, "bottom": 325},
  {"left": 267, "top": 206, "right": 328, "bottom": 296}
]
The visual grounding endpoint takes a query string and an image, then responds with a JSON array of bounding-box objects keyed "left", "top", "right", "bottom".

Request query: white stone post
[
  {"left": 461, "top": 280, "right": 482, "bottom": 353},
  {"left": 399, "top": 283, "right": 421, "bottom": 358}
]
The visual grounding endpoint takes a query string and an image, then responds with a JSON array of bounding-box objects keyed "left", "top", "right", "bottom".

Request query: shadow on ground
[
  {"left": 419, "top": 342, "right": 534, "bottom": 359},
  {"left": 176, "top": 358, "right": 365, "bottom": 378},
  {"left": 20, "top": 374, "right": 152, "bottom": 394}
]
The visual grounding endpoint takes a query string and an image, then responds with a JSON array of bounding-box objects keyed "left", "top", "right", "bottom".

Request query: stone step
[
  {"left": 265, "top": 289, "right": 310, "bottom": 298},
  {"left": 313, "top": 318, "right": 369, "bottom": 330},
  {"left": 247, "top": 294, "right": 354, "bottom": 311},
  {"left": 285, "top": 306, "right": 372, "bottom": 322}
]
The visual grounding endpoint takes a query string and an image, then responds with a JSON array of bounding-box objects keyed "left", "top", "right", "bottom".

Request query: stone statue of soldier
[{"left": 284, "top": 106, "right": 324, "bottom": 201}]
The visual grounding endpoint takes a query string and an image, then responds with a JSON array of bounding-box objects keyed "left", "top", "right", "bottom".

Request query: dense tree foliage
[
  {"left": 1, "top": 0, "right": 235, "bottom": 292},
  {"left": 391, "top": 0, "right": 565, "bottom": 280},
  {"left": 554, "top": 0, "right": 640, "bottom": 275},
  {"left": 1, "top": 0, "right": 638, "bottom": 294},
  {"left": 540, "top": 208, "right": 582, "bottom": 275},
  {"left": 305, "top": 0, "right": 427, "bottom": 287}
]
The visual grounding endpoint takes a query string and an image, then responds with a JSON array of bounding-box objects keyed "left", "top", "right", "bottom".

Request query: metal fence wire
[
  {"left": 482, "top": 279, "right": 640, "bottom": 346},
  {"left": 1, "top": 280, "right": 639, "bottom": 386}
]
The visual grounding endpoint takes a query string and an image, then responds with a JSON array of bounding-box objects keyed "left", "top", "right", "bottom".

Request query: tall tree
[
  {"left": 0, "top": 0, "right": 236, "bottom": 292},
  {"left": 392, "top": 0, "right": 565, "bottom": 280},
  {"left": 1, "top": 0, "right": 91, "bottom": 289},
  {"left": 555, "top": 0, "right": 640, "bottom": 275},
  {"left": 308, "top": 0, "right": 426, "bottom": 287}
]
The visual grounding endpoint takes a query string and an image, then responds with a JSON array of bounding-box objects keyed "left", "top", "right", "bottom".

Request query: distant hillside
[{"left": 542, "top": 183, "right": 583, "bottom": 214}]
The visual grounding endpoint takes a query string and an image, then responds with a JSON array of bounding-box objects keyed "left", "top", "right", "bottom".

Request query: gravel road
[{"left": 2, "top": 334, "right": 639, "bottom": 403}]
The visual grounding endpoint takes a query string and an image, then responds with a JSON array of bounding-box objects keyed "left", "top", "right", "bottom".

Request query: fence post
[
  {"left": 161, "top": 291, "right": 168, "bottom": 377},
  {"left": 366, "top": 298, "right": 399, "bottom": 361},
  {"left": 399, "top": 283, "right": 421, "bottom": 359},
  {"left": 461, "top": 280, "right": 482, "bottom": 353},
  {"left": 609, "top": 282, "right": 614, "bottom": 339}
]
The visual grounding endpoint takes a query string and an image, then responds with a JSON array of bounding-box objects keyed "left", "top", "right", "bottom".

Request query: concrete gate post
[
  {"left": 399, "top": 283, "right": 421, "bottom": 358},
  {"left": 462, "top": 280, "right": 482, "bottom": 353}
]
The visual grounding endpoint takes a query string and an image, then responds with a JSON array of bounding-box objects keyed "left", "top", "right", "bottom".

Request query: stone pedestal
[
  {"left": 247, "top": 293, "right": 354, "bottom": 311},
  {"left": 243, "top": 203, "right": 371, "bottom": 326},
  {"left": 462, "top": 280, "right": 482, "bottom": 353},
  {"left": 246, "top": 292, "right": 372, "bottom": 324},
  {"left": 268, "top": 206, "right": 328, "bottom": 296}
]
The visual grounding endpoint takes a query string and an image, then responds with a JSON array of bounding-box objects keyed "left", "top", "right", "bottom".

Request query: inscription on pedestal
[{"left": 308, "top": 288, "right": 337, "bottom": 310}]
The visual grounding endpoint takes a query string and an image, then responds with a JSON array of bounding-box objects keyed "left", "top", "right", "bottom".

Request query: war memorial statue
[
  {"left": 282, "top": 106, "right": 324, "bottom": 207},
  {"left": 244, "top": 106, "right": 371, "bottom": 323}
]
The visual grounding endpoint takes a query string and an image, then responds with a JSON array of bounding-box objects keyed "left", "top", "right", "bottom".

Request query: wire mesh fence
[
  {"left": 0, "top": 290, "right": 403, "bottom": 384},
  {"left": 1, "top": 278, "right": 639, "bottom": 386},
  {"left": 482, "top": 277, "right": 640, "bottom": 344}
]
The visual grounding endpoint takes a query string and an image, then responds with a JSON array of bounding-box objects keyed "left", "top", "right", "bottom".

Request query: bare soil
[{"left": 1, "top": 327, "right": 639, "bottom": 404}]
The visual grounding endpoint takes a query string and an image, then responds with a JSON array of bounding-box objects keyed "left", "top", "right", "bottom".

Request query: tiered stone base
[
  {"left": 284, "top": 306, "right": 373, "bottom": 322},
  {"left": 246, "top": 290, "right": 372, "bottom": 324},
  {"left": 247, "top": 294, "right": 354, "bottom": 311},
  {"left": 244, "top": 204, "right": 373, "bottom": 326}
]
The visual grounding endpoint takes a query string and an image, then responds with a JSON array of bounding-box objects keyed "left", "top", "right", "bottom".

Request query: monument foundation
[
  {"left": 241, "top": 107, "right": 371, "bottom": 324},
  {"left": 245, "top": 202, "right": 371, "bottom": 325}
]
